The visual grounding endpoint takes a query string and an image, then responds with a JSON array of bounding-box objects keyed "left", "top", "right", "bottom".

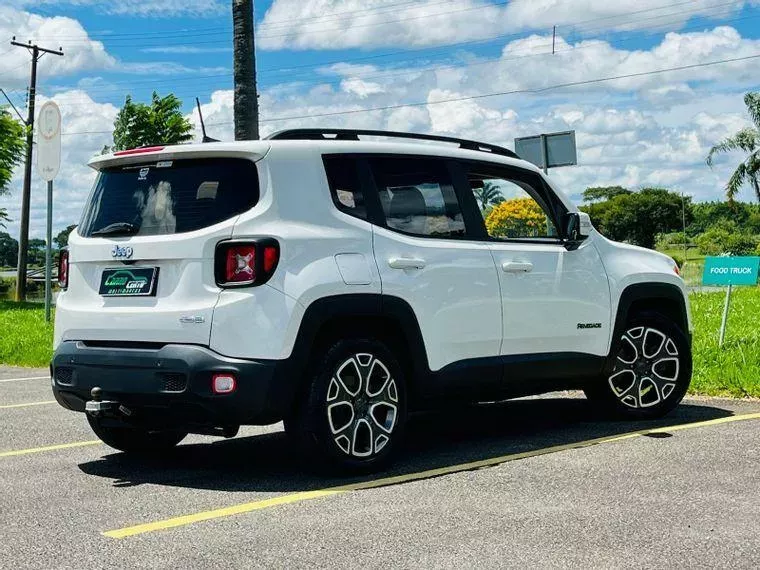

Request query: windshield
[{"left": 79, "top": 157, "right": 259, "bottom": 237}]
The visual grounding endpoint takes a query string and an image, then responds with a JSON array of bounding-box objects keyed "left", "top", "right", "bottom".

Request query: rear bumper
[{"left": 51, "top": 341, "right": 294, "bottom": 427}]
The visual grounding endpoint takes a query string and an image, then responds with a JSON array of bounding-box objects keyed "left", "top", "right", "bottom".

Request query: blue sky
[{"left": 2, "top": 0, "right": 760, "bottom": 239}]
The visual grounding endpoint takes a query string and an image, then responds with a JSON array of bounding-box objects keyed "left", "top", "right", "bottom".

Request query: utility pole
[
  {"left": 232, "top": 0, "right": 259, "bottom": 140},
  {"left": 10, "top": 38, "right": 63, "bottom": 302}
]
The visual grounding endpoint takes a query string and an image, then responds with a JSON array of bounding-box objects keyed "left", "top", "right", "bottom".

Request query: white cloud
[
  {"left": 257, "top": 0, "right": 752, "bottom": 50},
  {"left": 427, "top": 88, "right": 516, "bottom": 134},
  {"left": 340, "top": 78, "right": 385, "bottom": 98},
  {"left": 501, "top": 0, "right": 748, "bottom": 33},
  {"left": 256, "top": 27, "right": 760, "bottom": 110},
  {"left": 0, "top": 7, "right": 115, "bottom": 88},
  {"left": 486, "top": 27, "right": 760, "bottom": 95}
]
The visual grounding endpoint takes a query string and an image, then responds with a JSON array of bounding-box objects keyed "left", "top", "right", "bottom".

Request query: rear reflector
[
  {"left": 113, "top": 146, "right": 165, "bottom": 156},
  {"left": 58, "top": 249, "right": 69, "bottom": 289},
  {"left": 212, "top": 374, "right": 236, "bottom": 394}
]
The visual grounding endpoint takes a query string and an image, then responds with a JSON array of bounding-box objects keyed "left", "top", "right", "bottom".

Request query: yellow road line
[
  {"left": 0, "top": 440, "right": 101, "bottom": 458},
  {"left": 104, "top": 490, "right": 343, "bottom": 538},
  {"left": 0, "top": 400, "right": 56, "bottom": 410},
  {"left": 0, "top": 376, "right": 50, "bottom": 384},
  {"left": 103, "top": 411, "right": 760, "bottom": 539}
]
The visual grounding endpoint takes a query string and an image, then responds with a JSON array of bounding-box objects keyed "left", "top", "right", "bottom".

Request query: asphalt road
[{"left": 0, "top": 365, "right": 758, "bottom": 569}]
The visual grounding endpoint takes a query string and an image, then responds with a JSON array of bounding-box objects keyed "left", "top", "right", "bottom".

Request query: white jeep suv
[{"left": 52, "top": 129, "right": 692, "bottom": 471}]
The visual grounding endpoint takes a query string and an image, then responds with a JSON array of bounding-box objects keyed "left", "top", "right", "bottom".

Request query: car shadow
[{"left": 77, "top": 396, "right": 736, "bottom": 493}]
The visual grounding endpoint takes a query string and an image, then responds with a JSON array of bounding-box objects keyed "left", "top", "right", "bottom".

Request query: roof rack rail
[{"left": 265, "top": 128, "right": 520, "bottom": 160}]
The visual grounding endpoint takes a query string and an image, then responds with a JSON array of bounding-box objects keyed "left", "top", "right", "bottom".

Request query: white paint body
[{"left": 55, "top": 139, "right": 690, "bottom": 374}]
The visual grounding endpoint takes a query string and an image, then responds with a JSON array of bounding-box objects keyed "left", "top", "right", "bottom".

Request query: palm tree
[
  {"left": 232, "top": 0, "right": 259, "bottom": 140},
  {"left": 706, "top": 92, "right": 760, "bottom": 202},
  {"left": 474, "top": 180, "right": 505, "bottom": 211}
]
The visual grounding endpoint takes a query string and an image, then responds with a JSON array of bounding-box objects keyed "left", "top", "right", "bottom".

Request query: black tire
[
  {"left": 87, "top": 415, "right": 187, "bottom": 455},
  {"left": 585, "top": 311, "right": 692, "bottom": 419},
  {"left": 285, "top": 338, "right": 408, "bottom": 473}
]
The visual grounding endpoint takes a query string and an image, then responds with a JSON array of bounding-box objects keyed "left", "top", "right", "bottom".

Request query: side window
[
  {"left": 324, "top": 156, "right": 367, "bottom": 220},
  {"left": 465, "top": 166, "right": 559, "bottom": 240},
  {"left": 370, "top": 157, "right": 465, "bottom": 238}
]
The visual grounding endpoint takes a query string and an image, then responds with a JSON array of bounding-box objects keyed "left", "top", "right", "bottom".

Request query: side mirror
[
  {"left": 564, "top": 212, "right": 589, "bottom": 249},
  {"left": 565, "top": 212, "right": 580, "bottom": 240}
]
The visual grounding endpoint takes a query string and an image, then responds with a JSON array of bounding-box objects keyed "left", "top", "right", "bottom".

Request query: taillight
[
  {"left": 263, "top": 245, "right": 278, "bottom": 273},
  {"left": 215, "top": 239, "right": 279, "bottom": 287},
  {"left": 58, "top": 249, "right": 69, "bottom": 289},
  {"left": 225, "top": 245, "right": 256, "bottom": 284}
]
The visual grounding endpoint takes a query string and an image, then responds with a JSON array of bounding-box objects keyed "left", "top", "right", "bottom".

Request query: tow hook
[{"left": 84, "top": 386, "right": 119, "bottom": 416}]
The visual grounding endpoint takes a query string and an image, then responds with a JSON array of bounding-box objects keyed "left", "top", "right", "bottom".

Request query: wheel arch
[
  {"left": 283, "top": 294, "right": 429, "bottom": 412},
  {"left": 611, "top": 283, "right": 690, "bottom": 353}
]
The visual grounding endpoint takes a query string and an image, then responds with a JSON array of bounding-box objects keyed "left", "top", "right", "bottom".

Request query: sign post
[
  {"left": 702, "top": 256, "right": 760, "bottom": 345},
  {"left": 36, "top": 101, "right": 61, "bottom": 323}
]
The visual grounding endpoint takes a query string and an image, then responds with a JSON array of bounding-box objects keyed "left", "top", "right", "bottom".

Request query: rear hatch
[{"left": 58, "top": 147, "right": 265, "bottom": 346}]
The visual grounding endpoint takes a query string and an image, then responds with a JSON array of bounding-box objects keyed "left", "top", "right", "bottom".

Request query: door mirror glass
[
  {"left": 564, "top": 212, "right": 588, "bottom": 245},
  {"left": 565, "top": 212, "right": 580, "bottom": 241}
]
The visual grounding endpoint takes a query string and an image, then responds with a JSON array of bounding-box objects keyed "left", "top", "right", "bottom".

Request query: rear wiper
[{"left": 91, "top": 222, "right": 138, "bottom": 237}]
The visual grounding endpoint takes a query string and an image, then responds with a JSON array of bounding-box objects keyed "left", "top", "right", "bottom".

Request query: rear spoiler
[{"left": 88, "top": 142, "right": 271, "bottom": 171}]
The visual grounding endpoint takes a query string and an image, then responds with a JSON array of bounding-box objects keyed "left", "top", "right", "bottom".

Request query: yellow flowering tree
[{"left": 485, "top": 197, "right": 548, "bottom": 238}]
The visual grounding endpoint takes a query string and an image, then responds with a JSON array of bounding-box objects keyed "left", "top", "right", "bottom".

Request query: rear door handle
[
  {"left": 388, "top": 257, "right": 426, "bottom": 270},
  {"left": 502, "top": 261, "right": 533, "bottom": 273}
]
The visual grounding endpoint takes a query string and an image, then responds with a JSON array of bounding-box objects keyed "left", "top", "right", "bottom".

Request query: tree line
[
  {"left": 0, "top": 225, "right": 75, "bottom": 268},
  {"left": 580, "top": 186, "right": 760, "bottom": 260}
]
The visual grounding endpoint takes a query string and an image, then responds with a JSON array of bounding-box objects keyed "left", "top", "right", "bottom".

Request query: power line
[
  {"left": 252, "top": 0, "right": 723, "bottom": 42},
  {"left": 46, "top": 8, "right": 760, "bottom": 106},
  {"left": 33, "top": 0, "right": 740, "bottom": 69},
  {"left": 40, "top": 0, "right": 460, "bottom": 40},
  {"left": 48, "top": 2, "right": 744, "bottom": 88},
  {"left": 57, "top": 53, "right": 760, "bottom": 136},
  {"left": 0, "top": 88, "right": 27, "bottom": 123},
  {"left": 0, "top": 60, "right": 32, "bottom": 75},
  {"left": 132, "top": 0, "right": 738, "bottom": 44},
  {"left": 36, "top": 0, "right": 709, "bottom": 46},
  {"left": 253, "top": 53, "right": 760, "bottom": 123},
  {"left": 31, "top": 1, "right": 757, "bottom": 110},
  {"left": 32, "top": 1, "right": 511, "bottom": 46}
]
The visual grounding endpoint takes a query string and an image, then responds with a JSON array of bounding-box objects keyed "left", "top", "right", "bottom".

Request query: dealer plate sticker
[{"left": 99, "top": 267, "right": 159, "bottom": 297}]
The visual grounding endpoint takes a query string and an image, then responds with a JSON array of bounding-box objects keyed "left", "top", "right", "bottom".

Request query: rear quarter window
[
  {"left": 323, "top": 155, "right": 367, "bottom": 221},
  {"left": 79, "top": 157, "right": 259, "bottom": 237}
]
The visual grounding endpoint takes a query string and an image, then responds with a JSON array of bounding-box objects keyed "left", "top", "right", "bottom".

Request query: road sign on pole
[
  {"left": 514, "top": 131, "right": 577, "bottom": 174},
  {"left": 702, "top": 256, "right": 760, "bottom": 346},
  {"left": 36, "top": 100, "right": 61, "bottom": 323}
]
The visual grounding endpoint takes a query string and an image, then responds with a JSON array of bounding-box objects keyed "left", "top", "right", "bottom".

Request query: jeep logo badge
[{"left": 111, "top": 245, "right": 134, "bottom": 259}]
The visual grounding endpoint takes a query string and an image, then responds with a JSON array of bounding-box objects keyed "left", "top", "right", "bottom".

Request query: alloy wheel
[
  {"left": 608, "top": 326, "right": 680, "bottom": 409},
  {"left": 325, "top": 353, "right": 399, "bottom": 457}
]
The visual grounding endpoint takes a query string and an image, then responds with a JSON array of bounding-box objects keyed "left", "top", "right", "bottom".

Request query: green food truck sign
[{"left": 702, "top": 256, "right": 760, "bottom": 286}]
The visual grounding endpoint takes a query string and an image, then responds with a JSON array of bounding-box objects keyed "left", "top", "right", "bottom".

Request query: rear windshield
[{"left": 79, "top": 157, "right": 259, "bottom": 237}]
